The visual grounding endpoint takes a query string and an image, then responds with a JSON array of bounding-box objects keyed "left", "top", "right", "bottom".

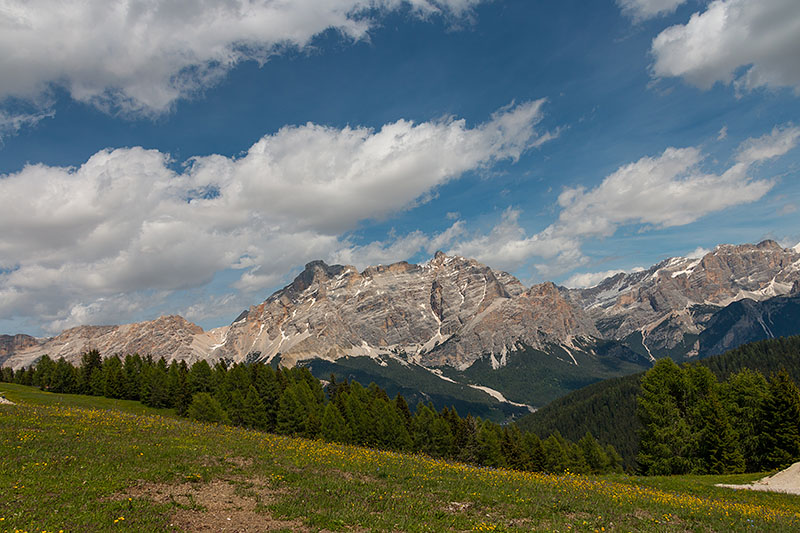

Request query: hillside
[
  {"left": 517, "top": 336, "right": 800, "bottom": 468},
  {"left": 2, "top": 384, "right": 800, "bottom": 532}
]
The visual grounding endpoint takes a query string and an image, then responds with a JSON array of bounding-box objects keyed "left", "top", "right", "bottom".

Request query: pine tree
[
  {"left": 78, "top": 350, "right": 103, "bottom": 394},
  {"left": 49, "top": 358, "right": 77, "bottom": 393},
  {"left": 579, "top": 432, "right": 609, "bottom": 474},
  {"left": 523, "top": 432, "right": 546, "bottom": 472},
  {"left": 321, "top": 402, "right": 352, "bottom": 443},
  {"left": 395, "top": 394, "right": 412, "bottom": 431},
  {"left": 694, "top": 393, "right": 745, "bottom": 474},
  {"left": 228, "top": 390, "right": 247, "bottom": 426},
  {"left": 253, "top": 365, "right": 280, "bottom": 428},
  {"left": 605, "top": 444, "right": 624, "bottom": 473},
  {"left": 102, "top": 356, "right": 125, "bottom": 399},
  {"left": 543, "top": 433, "right": 568, "bottom": 473},
  {"left": 244, "top": 385, "right": 268, "bottom": 429},
  {"left": 756, "top": 369, "right": 800, "bottom": 470},
  {"left": 720, "top": 369, "right": 768, "bottom": 471},
  {"left": 475, "top": 422, "right": 505, "bottom": 468},
  {"left": 501, "top": 426, "right": 530, "bottom": 471},
  {"left": 122, "top": 354, "right": 142, "bottom": 400},
  {"left": 187, "top": 359, "right": 213, "bottom": 395},
  {"left": 33, "top": 355, "right": 55, "bottom": 389},
  {"left": 636, "top": 358, "right": 692, "bottom": 475},
  {"left": 187, "top": 393, "right": 230, "bottom": 424}
]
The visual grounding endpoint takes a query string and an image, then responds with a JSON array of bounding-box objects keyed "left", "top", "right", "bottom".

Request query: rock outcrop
[
  {"left": 3, "top": 315, "right": 227, "bottom": 369},
  {"left": 4, "top": 241, "right": 800, "bottom": 371},
  {"left": 208, "top": 252, "right": 598, "bottom": 370},
  {"left": 566, "top": 240, "right": 800, "bottom": 356}
]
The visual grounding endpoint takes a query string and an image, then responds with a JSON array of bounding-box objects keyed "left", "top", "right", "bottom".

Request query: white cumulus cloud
[
  {"left": 445, "top": 124, "right": 798, "bottom": 279},
  {"left": 0, "top": 101, "right": 551, "bottom": 331},
  {"left": 0, "top": 0, "right": 484, "bottom": 117},
  {"left": 562, "top": 267, "right": 645, "bottom": 289},
  {"left": 651, "top": 0, "right": 800, "bottom": 93},
  {"left": 617, "top": 0, "right": 687, "bottom": 22}
]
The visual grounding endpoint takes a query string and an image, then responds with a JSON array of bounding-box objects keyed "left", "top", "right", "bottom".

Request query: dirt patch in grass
[
  {"left": 444, "top": 501, "right": 472, "bottom": 513},
  {"left": 200, "top": 455, "right": 255, "bottom": 469},
  {"left": 115, "top": 477, "right": 305, "bottom": 532}
]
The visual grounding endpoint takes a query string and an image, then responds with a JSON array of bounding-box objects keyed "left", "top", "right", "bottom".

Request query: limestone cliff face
[
  {"left": 3, "top": 315, "right": 227, "bottom": 369},
  {"left": 2, "top": 252, "right": 597, "bottom": 370},
  {"left": 5, "top": 241, "right": 798, "bottom": 370},
  {"left": 0, "top": 334, "right": 41, "bottom": 365},
  {"left": 566, "top": 240, "right": 800, "bottom": 356},
  {"left": 208, "top": 252, "right": 597, "bottom": 370}
]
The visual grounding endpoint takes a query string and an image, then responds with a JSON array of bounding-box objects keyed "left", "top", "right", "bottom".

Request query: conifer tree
[
  {"left": 543, "top": 433, "right": 568, "bottom": 473},
  {"left": 720, "top": 368, "right": 768, "bottom": 472},
  {"left": 501, "top": 426, "right": 530, "bottom": 471},
  {"left": 636, "top": 358, "right": 692, "bottom": 475},
  {"left": 694, "top": 393, "right": 745, "bottom": 474},
  {"left": 321, "top": 401, "right": 352, "bottom": 443},
  {"left": 147, "top": 358, "right": 172, "bottom": 408},
  {"left": 33, "top": 354, "right": 54, "bottom": 389},
  {"left": 395, "top": 394, "right": 412, "bottom": 431},
  {"left": 187, "top": 392, "right": 230, "bottom": 424},
  {"left": 49, "top": 358, "right": 77, "bottom": 393},
  {"left": 244, "top": 385, "right": 268, "bottom": 429},
  {"left": 757, "top": 369, "right": 800, "bottom": 470},
  {"left": 122, "top": 354, "right": 142, "bottom": 400},
  {"left": 605, "top": 444, "right": 624, "bottom": 473},
  {"left": 102, "top": 356, "right": 125, "bottom": 399},
  {"left": 228, "top": 390, "right": 247, "bottom": 426},
  {"left": 579, "top": 432, "right": 609, "bottom": 474},
  {"left": 523, "top": 432, "right": 546, "bottom": 472},
  {"left": 0, "top": 367, "right": 13, "bottom": 383},
  {"left": 78, "top": 350, "right": 103, "bottom": 394},
  {"left": 475, "top": 422, "right": 505, "bottom": 467},
  {"left": 457, "top": 414, "right": 481, "bottom": 464},
  {"left": 187, "top": 359, "right": 213, "bottom": 395}
]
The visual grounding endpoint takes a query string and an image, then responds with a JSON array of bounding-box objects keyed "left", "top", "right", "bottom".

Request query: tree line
[
  {"left": 518, "top": 335, "right": 800, "bottom": 471},
  {"left": 1, "top": 351, "right": 624, "bottom": 475},
  {"left": 637, "top": 358, "right": 800, "bottom": 475}
]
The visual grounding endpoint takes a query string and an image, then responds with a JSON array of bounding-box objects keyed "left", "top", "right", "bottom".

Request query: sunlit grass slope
[{"left": 2, "top": 383, "right": 799, "bottom": 532}]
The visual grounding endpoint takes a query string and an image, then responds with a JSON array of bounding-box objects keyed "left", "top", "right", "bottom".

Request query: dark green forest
[
  {"left": 0, "top": 352, "right": 623, "bottom": 475},
  {"left": 517, "top": 336, "right": 800, "bottom": 471}
]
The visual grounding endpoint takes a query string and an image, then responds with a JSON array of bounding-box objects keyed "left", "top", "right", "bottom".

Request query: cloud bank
[
  {"left": 0, "top": 0, "right": 483, "bottom": 117},
  {"left": 0, "top": 101, "right": 550, "bottom": 331},
  {"left": 651, "top": 0, "right": 800, "bottom": 93},
  {"left": 445, "top": 125, "right": 799, "bottom": 277},
  {"left": 617, "top": 0, "right": 687, "bottom": 22}
]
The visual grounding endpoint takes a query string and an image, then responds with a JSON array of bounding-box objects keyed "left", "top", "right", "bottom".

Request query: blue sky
[{"left": 1, "top": 0, "right": 799, "bottom": 336}]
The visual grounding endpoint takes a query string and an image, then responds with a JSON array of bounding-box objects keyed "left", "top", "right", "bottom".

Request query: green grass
[
  {"left": 0, "top": 383, "right": 177, "bottom": 418},
  {"left": 2, "top": 383, "right": 800, "bottom": 532}
]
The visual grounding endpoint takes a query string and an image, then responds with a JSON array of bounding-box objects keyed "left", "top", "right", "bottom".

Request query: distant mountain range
[{"left": 3, "top": 239, "right": 800, "bottom": 419}]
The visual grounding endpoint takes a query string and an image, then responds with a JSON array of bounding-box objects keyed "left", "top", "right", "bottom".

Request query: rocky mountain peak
[
  {"left": 567, "top": 240, "right": 800, "bottom": 357},
  {"left": 6, "top": 240, "right": 797, "bottom": 374}
]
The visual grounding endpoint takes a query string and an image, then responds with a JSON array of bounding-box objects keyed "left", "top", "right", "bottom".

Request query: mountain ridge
[{"left": 3, "top": 239, "right": 800, "bottom": 412}]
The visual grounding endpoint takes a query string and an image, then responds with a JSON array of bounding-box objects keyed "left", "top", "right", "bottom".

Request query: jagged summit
[
  {"left": 565, "top": 240, "right": 800, "bottom": 357},
  {"left": 4, "top": 243, "right": 800, "bottom": 375}
]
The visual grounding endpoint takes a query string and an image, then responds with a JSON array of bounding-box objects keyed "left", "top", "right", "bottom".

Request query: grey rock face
[
  {"left": 4, "top": 241, "right": 798, "bottom": 371},
  {"left": 566, "top": 240, "right": 800, "bottom": 355},
  {"left": 3, "top": 315, "right": 227, "bottom": 369},
  {"left": 209, "top": 253, "right": 597, "bottom": 370}
]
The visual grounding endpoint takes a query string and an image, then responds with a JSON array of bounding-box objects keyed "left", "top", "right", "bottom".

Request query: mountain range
[{"left": 3, "top": 239, "right": 800, "bottom": 418}]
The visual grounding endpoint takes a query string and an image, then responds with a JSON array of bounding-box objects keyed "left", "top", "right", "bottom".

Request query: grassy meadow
[{"left": 2, "top": 383, "right": 799, "bottom": 532}]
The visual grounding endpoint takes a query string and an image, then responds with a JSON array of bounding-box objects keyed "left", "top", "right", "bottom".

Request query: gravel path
[{"left": 717, "top": 462, "right": 800, "bottom": 495}]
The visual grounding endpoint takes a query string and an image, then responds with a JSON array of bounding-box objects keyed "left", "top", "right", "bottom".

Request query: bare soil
[
  {"left": 115, "top": 477, "right": 307, "bottom": 532},
  {"left": 717, "top": 462, "right": 800, "bottom": 496}
]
